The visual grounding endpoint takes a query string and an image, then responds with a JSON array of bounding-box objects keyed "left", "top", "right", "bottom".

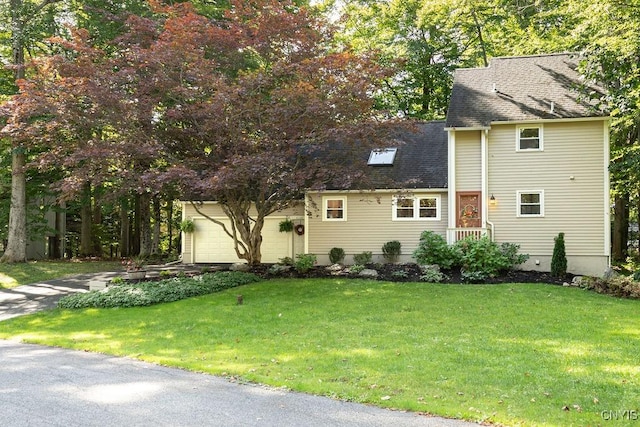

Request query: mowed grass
[
  {"left": 0, "top": 278, "right": 638, "bottom": 425},
  {"left": 0, "top": 260, "right": 122, "bottom": 288}
]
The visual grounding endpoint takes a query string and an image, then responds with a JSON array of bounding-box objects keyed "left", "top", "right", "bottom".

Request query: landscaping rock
[
  {"left": 325, "top": 263, "right": 344, "bottom": 272},
  {"left": 571, "top": 276, "right": 584, "bottom": 286},
  {"left": 230, "top": 263, "right": 250, "bottom": 272},
  {"left": 358, "top": 269, "right": 378, "bottom": 278}
]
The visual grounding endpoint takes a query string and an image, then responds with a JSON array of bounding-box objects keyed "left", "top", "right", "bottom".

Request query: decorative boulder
[
  {"left": 230, "top": 263, "right": 251, "bottom": 272},
  {"left": 359, "top": 269, "right": 379, "bottom": 278}
]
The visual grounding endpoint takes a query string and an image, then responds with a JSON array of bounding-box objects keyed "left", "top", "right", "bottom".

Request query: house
[{"left": 181, "top": 53, "right": 611, "bottom": 276}]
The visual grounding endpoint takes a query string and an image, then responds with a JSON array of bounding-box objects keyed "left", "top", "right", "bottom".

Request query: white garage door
[{"left": 193, "top": 218, "right": 292, "bottom": 263}]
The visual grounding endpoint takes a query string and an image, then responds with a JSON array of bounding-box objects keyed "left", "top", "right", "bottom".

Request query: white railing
[{"left": 447, "top": 227, "right": 490, "bottom": 243}]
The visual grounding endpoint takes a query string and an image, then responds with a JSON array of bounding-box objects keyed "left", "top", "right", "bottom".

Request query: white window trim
[
  {"left": 516, "top": 125, "right": 544, "bottom": 152},
  {"left": 517, "top": 190, "right": 544, "bottom": 217},
  {"left": 322, "top": 196, "right": 347, "bottom": 221},
  {"left": 392, "top": 195, "right": 441, "bottom": 221}
]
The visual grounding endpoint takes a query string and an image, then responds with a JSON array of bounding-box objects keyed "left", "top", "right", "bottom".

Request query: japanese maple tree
[{"left": 146, "top": 0, "right": 397, "bottom": 264}]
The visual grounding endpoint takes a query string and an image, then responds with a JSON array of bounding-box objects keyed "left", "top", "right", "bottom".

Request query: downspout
[
  {"left": 447, "top": 130, "right": 456, "bottom": 244},
  {"left": 304, "top": 193, "right": 309, "bottom": 255},
  {"left": 603, "top": 120, "right": 611, "bottom": 266},
  {"left": 482, "top": 129, "right": 495, "bottom": 241}
]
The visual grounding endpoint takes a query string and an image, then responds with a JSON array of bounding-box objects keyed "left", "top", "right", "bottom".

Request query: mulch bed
[{"left": 246, "top": 263, "right": 573, "bottom": 285}]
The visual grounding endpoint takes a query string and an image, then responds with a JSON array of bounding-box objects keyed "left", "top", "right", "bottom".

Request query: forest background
[{"left": 0, "top": 0, "right": 638, "bottom": 265}]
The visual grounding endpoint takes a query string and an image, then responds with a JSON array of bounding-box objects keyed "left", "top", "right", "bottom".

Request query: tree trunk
[
  {"left": 612, "top": 193, "right": 629, "bottom": 262},
  {"left": 79, "top": 182, "right": 94, "bottom": 257},
  {"left": 120, "top": 198, "right": 130, "bottom": 258},
  {"left": 166, "top": 200, "right": 174, "bottom": 255},
  {"left": 151, "top": 195, "right": 161, "bottom": 255},
  {"left": 0, "top": 151, "right": 27, "bottom": 262},
  {"left": 138, "top": 192, "right": 152, "bottom": 257},
  {"left": 1, "top": 0, "right": 27, "bottom": 263}
]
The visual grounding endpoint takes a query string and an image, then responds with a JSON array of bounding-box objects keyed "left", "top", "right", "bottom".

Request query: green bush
[
  {"left": 419, "top": 265, "right": 447, "bottom": 283},
  {"left": 353, "top": 251, "right": 373, "bottom": 265},
  {"left": 58, "top": 271, "right": 261, "bottom": 309},
  {"left": 382, "top": 241, "right": 401, "bottom": 263},
  {"left": 329, "top": 247, "right": 346, "bottom": 264},
  {"left": 551, "top": 232, "right": 567, "bottom": 277},
  {"left": 412, "top": 231, "right": 457, "bottom": 269},
  {"left": 294, "top": 253, "right": 317, "bottom": 273},
  {"left": 278, "top": 256, "right": 294, "bottom": 266},
  {"left": 349, "top": 264, "right": 365, "bottom": 274},
  {"left": 455, "top": 236, "right": 528, "bottom": 282}
]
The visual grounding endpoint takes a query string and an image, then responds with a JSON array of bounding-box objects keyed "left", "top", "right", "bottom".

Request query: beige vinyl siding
[
  {"left": 180, "top": 202, "right": 304, "bottom": 263},
  {"left": 455, "top": 130, "right": 482, "bottom": 191},
  {"left": 486, "top": 120, "right": 607, "bottom": 258},
  {"left": 307, "top": 191, "right": 448, "bottom": 264}
]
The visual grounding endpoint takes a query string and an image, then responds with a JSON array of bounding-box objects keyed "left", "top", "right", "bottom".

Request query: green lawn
[
  {"left": 0, "top": 278, "right": 638, "bottom": 425},
  {"left": 0, "top": 260, "right": 122, "bottom": 288}
]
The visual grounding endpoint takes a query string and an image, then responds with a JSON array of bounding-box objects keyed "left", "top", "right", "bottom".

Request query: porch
[{"left": 447, "top": 227, "right": 492, "bottom": 243}]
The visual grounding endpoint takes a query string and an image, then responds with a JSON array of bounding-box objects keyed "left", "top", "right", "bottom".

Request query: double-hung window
[
  {"left": 393, "top": 196, "right": 440, "bottom": 220},
  {"left": 323, "top": 197, "right": 346, "bottom": 221},
  {"left": 517, "top": 191, "right": 544, "bottom": 217},
  {"left": 517, "top": 126, "right": 543, "bottom": 151}
]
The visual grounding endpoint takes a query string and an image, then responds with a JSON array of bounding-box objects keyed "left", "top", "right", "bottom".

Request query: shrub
[
  {"left": 294, "top": 253, "right": 317, "bottom": 273},
  {"left": 413, "top": 231, "right": 457, "bottom": 269},
  {"left": 353, "top": 251, "right": 373, "bottom": 265},
  {"left": 58, "top": 271, "right": 261, "bottom": 309},
  {"left": 455, "top": 236, "right": 528, "bottom": 281},
  {"left": 329, "top": 247, "right": 346, "bottom": 264},
  {"left": 382, "top": 241, "right": 402, "bottom": 263},
  {"left": 349, "top": 264, "right": 365, "bottom": 274},
  {"left": 278, "top": 256, "right": 294, "bottom": 266},
  {"left": 551, "top": 232, "right": 567, "bottom": 277},
  {"left": 419, "top": 265, "right": 447, "bottom": 283}
]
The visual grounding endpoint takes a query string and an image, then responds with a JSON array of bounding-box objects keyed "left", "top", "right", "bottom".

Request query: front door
[{"left": 456, "top": 192, "right": 481, "bottom": 228}]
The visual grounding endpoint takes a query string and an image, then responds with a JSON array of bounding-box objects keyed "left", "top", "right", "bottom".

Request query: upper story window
[
  {"left": 517, "top": 126, "right": 543, "bottom": 151},
  {"left": 393, "top": 195, "right": 440, "bottom": 220},
  {"left": 323, "top": 197, "right": 346, "bottom": 221},
  {"left": 517, "top": 190, "right": 544, "bottom": 217}
]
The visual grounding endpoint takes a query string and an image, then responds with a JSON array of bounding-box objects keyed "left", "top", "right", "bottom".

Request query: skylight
[{"left": 368, "top": 148, "right": 397, "bottom": 166}]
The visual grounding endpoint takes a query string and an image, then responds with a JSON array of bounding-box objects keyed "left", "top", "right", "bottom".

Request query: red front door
[{"left": 457, "top": 192, "right": 481, "bottom": 228}]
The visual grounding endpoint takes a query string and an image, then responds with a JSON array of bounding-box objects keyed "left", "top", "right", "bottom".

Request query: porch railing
[{"left": 447, "top": 227, "right": 491, "bottom": 243}]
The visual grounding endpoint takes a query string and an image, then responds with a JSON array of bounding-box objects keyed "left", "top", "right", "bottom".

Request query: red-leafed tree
[
  {"left": 145, "top": 0, "right": 397, "bottom": 264},
  {"left": 2, "top": 0, "right": 398, "bottom": 265}
]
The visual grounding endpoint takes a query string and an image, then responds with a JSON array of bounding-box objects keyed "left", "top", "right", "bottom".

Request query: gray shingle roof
[
  {"left": 366, "top": 120, "right": 448, "bottom": 189},
  {"left": 446, "top": 53, "right": 607, "bottom": 128}
]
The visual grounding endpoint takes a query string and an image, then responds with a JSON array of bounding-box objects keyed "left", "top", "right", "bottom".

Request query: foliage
[
  {"left": 353, "top": 251, "right": 372, "bottom": 265},
  {"left": 551, "top": 232, "right": 567, "bottom": 277},
  {"left": 278, "top": 219, "right": 294, "bottom": 233},
  {"left": 4, "top": 279, "right": 639, "bottom": 426},
  {"left": 121, "top": 256, "right": 146, "bottom": 272},
  {"left": 349, "top": 264, "right": 365, "bottom": 274},
  {"left": 454, "top": 236, "right": 527, "bottom": 282},
  {"left": 412, "top": 231, "right": 457, "bottom": 269},
  {"left": 579, "top": 275, "right": 640, "bottom": 299},
  {"left": 419, "top": 265, "right": 447, "bottom": 283},
  {"left": 381, "top": 240, "right": 401, "bottom": 263},
  {"left": 328, "top": 247, "right": 345, "bottom": 264},
  {"left": 57, "top": 271, "right": 260, "bottom": 309},
  {"left": 278, "top": 256, "right": 294, "bottom": 266},
  {"left": 294, "top": 253, "right": 317, "bottom": 273},
  {"left": 179, "top": 219, "right": 195, "bottom": 233}
]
